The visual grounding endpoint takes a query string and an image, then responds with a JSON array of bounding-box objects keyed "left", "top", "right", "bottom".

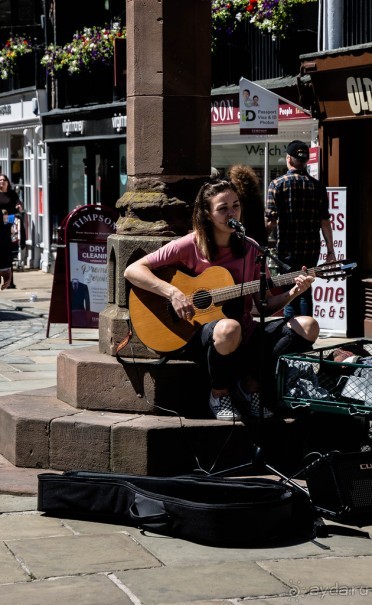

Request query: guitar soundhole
[{"left": 193, "top": 289, "right": 212, "bottom": 311}]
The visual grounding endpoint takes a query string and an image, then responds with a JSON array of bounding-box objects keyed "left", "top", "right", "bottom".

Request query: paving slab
[
  {"left": 0, "top": 574, "right": 133, "bottom": 605},
  {"left": 6, "top": 532, "right": 162, "bottom": 579},
  {"left": 169, "top": 594, "right": 372, "bottom": 605},
  {"left": 1, "top": 363, "right": 56, "bottom": 372},
  {"left": 0, "top": 512, "right": 72, "bottom": 540},
  {"left": 116, "top": 561, "right": 288, "bottom": 603},
  {"left": 259, "top": 556, "right": 372, "bottom": 592},
  {"left": 0, "top": 456, "right": 45, "bottom": 496},
  {"left": 0, "top": 495, "right": 37, "bottom": 511},
  {"left": 0, "top": 541, "right": 29, "bottom": 583}
]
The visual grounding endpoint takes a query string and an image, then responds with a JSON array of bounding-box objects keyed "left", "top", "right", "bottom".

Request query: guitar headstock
[{"left": 314, "top": 259, "right": 357, "bottom": 281}]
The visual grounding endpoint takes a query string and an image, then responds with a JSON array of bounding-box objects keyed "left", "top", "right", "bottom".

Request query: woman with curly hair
[{"left": 228, "top": 164, "right": 267, "bottom": 246}]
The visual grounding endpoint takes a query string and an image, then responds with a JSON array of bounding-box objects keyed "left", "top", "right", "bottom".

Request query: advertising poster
[
  {"left": 69, "top": 241, "right": 108, "bottom": 328},
  {"left": 46, "top": 204, "right": 117, "bottom": 342},
  {"left": 239, "top": 77, "right": 278, "bottom": 135},
  {"left": 313, "top": 187, "right": 347, "bottom": 336}
]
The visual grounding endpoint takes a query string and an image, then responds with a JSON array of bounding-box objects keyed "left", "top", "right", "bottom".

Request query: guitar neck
[{"left": 212, "top": 268, "right": 316, "bottom": 305}]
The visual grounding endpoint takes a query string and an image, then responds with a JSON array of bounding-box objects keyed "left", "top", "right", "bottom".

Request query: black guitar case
[{"left": 38, "top": 471, "right": 314, "bottom": 547}]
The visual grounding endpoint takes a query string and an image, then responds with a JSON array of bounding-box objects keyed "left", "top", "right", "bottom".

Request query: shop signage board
[
  {"left": 313, "top": 187, "right": 347, "bottom": 336},
  {"left": 307, "top": 146, "right": 320, "bottom": 179},
  {"left": 239, "top": 77, "right": 279, "bottom": 135},
  {"left": 211, "top": 96, "right": 309, "bottom": 126},
  {"left": 46, "top": 204, "right": 117, "bottom": 343}
]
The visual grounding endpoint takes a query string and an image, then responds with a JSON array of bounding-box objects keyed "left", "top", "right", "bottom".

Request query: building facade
[
  {"left": 300, "top": 44, "right": 372, "bottom": 337},
  {"left": 0, "top": 0, "right": 126, "bottom": 271},
  {"left": 211, "top": 80, "right": 318, "bottom": 197}
]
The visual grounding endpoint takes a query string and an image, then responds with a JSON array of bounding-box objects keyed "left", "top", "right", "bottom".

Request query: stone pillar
[{"left": 100, "top": 0, "right": 212, "bottom": 356}]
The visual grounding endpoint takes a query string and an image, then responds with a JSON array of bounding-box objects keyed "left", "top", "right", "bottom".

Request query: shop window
[
  {"left": 68, "top": 146, "right": 86, "bottom": 211},
  {"left": 95, "top": 154, "right": 103, "bottom": 205},
  {"left": 10, "top": 134, "right": 24, "bottom": 186},
  {"left": 119, "top": 143, "right": 127, "bottom": 197}
]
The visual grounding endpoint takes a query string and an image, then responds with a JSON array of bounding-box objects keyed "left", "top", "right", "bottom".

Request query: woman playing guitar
[{"left": 124, "top": 179, "right": 319, "bottom": 422}]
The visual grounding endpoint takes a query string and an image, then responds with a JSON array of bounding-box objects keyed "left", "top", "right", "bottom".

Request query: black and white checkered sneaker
[
  {"left": 209, "top": 393, "right": 242, "bottom": 421},
  {"left": 235, "top": 382, "right": 274, "bottom": 419}
]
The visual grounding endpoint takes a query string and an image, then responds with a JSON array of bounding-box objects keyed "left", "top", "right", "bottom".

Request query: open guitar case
[{"left": 38, "top": 471, "right": 315, "bottom": 547}]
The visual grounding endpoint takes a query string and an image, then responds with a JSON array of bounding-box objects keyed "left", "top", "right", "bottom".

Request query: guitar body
[{"left": 129, "top": 266, "right": 235, "bottom": 353}]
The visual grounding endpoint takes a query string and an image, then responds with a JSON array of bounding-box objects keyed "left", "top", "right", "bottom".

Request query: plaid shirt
[{"left": 267, "top": 169, "right": 330, "bottom": 264}]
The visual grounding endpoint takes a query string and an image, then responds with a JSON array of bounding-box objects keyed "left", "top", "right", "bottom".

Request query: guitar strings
[{"left": 160, "top": 263, "right": 345, "bottom": 314}]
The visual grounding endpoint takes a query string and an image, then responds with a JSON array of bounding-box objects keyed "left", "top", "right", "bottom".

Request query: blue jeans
[
  {"left": 284, "top": 286, "right": 313, "bottom": 319},
  {"left": 279, "top": 254, "right": 317, "bottom": 319}
]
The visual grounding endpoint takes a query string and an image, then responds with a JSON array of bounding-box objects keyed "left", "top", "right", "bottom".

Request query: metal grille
[
  {"left": 365, "top": 283, "right": 372, "bottom": 321},
  {"left": 278, "top": 340, "right": 372, "bottom": 416},
  {"left": 344, "top": 0, "right": 372, "bottom": 46}
]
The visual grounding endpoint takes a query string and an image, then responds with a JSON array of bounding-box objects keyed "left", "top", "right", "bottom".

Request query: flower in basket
[
  {"left": 212, "top": 0, "right": 316, "bottom": 43},
  {"left": 212, "top": 1, "right": 252, "bottom": 41},
  {"left": 0, "top": 35, "right": 33, "bottom": 80},
  {"left": 249, "top": 0, "right": 316, "bottom": 38},
  {"left": 41, "top": 20, "right": 126, "bottom": 76}
]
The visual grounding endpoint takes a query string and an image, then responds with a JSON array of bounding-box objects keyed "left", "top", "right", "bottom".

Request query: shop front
[
  {"left": 43, "top": 105, "right": 127, "bottom": 271},
  {"left": 300, "top": 44, "right": 372, "bottom": 336},
  {"left": 0, "top": 89, "right": 45, "bottom": 270},
  {"left": 211, "top": 84, "right": 318, "bottom": 198}
]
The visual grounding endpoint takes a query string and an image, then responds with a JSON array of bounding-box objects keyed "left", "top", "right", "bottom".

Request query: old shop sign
[
  {"left": 70, "top": 211, "right": 116, "bottom": 241},
  {"left": 211, "top": 98, "right": 308, "bottom": 125},
  {"left": 62, "top": 120, "right": 85, "bottom": 136},
  {"left": 211, "top": 97, "right": 239, "bottom": 125},
  {"left": 346, "top": 77, "right": 372, "bottom": 115}
]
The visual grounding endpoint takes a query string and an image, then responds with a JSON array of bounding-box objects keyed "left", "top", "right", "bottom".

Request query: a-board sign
[
  {"left": 314, "top": 187, "right": 348, "bottom": 337},
  {"left": 46, "top": 204, "right": 117, "bottom": 343}
]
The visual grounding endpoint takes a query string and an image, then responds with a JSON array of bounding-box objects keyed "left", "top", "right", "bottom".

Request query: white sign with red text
[
  {"left": 307, "top": 146, "right": 320, "bottom": 179},
  {"left": 211, "top": 97, "right": 309, "bottom": 126},
  {"left": 313, "top": 187, "right": 347, "bottom": 336}
]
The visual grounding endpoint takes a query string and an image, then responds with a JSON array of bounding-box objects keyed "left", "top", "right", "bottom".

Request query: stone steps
[
  {"left": 0, "top": 385, "right": 255, "bottom": 475},
  {"left": 0, "top": 345, "right": 257, "bottom": 476},
  {"left": 1, "top": 345, "right": 365, "bottom": 477}
]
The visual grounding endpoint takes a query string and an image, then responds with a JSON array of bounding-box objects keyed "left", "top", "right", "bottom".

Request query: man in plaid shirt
[{"left": 266, "top": 140, "right": 336, "bottom": 318}]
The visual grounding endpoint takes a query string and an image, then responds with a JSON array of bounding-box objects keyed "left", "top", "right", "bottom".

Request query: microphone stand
[{"left": 210, "top": 227, "right": 300, "bottom": 486}]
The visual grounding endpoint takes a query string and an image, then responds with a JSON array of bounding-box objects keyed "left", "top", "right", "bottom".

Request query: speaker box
[{"left": 305, "top": 450, "right": 372, "bottom": 527}]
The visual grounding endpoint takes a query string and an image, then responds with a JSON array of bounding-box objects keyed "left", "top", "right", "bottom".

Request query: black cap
[{"left": 286, "top": 140, "right": 309, "bottom": 161}]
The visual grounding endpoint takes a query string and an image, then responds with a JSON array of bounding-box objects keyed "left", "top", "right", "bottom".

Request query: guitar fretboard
[{"left": 211, "top": 268, "right": 316, "bottom": 304}]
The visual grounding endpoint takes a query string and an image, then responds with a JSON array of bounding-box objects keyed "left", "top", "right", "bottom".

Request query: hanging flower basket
[
  {"left": 41, "top": 20, "right": 126, "bottom": 77},
  {"left": 0, "top": 35, "right": 33, "bottom": 80},
  {"left": 212, "top": 0, "right": 317, "bottom": 43}
]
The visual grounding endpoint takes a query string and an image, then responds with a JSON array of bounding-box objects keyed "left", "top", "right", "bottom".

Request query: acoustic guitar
[{"left": 129, "top": 260, "right": 356, "bottom": 353}]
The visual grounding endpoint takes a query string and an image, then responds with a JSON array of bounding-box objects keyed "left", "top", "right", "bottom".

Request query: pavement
[{"left": 1, "top": 268, "right": 372, "bottom": 604}]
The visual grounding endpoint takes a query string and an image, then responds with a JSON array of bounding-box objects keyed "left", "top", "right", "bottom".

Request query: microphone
[{"left": 227, "top": 218, "right": 245, "bottom": 233}]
